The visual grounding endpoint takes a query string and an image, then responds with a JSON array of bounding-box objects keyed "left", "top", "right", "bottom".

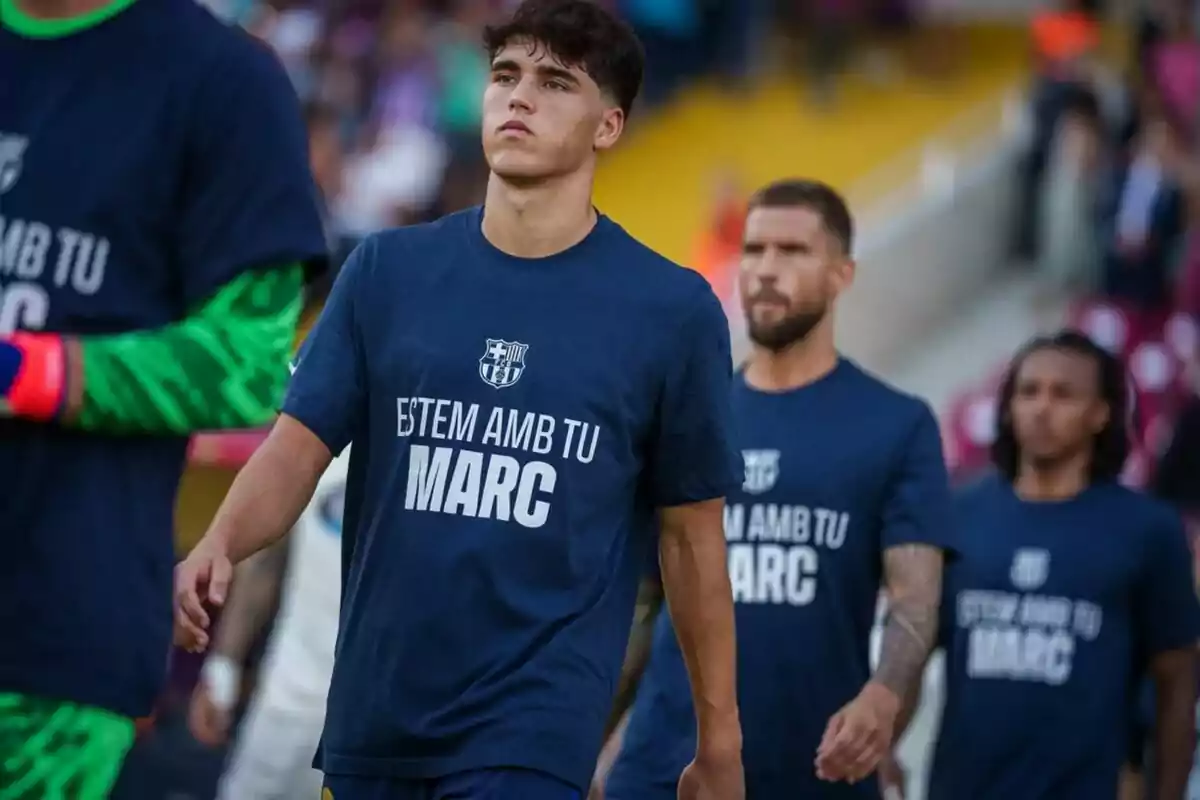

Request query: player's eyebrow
[
  {"left": 535, "top": 64, "right": 581, "bottom": 86},
  {"left": 490, "top": 58, "right": 580, "bottom": 87}
]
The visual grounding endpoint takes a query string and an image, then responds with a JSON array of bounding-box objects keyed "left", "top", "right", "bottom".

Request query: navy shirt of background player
[
  {"left": 606, "top": 359, "right": 953, "bottom": 799},
  {"left": 282, "top": 207, "right": 738, "bottom": 790},
  {"left": 929, "top": 475, "right": 1200, "bottom": 800},
  {"left": 0, "top": 0, "right": 325, "bottom": 718}
]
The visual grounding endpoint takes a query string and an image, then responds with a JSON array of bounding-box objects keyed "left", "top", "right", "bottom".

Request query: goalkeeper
[{"left": 0, "top": 0, "right": 326, "bottom": 796}]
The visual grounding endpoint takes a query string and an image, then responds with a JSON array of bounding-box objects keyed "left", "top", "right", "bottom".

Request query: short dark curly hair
[{"left": 482, "top": 0, "right": 644, "bottom": 118}]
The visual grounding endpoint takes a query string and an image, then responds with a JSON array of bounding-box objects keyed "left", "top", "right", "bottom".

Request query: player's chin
[{"left": 486, "top": 152, "right": 556, "bottom": 182}]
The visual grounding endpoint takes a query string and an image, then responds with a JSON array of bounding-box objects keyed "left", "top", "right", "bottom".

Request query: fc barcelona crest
[
  {"left": 1009, "top": 547, "right": 1050, "bottom": 591},
  {"left": 479, "top": 338, "right": 528, "bottom": 389},
  {"left": 742, "top": 449, "right": 780, "bottom": 494},
  {"left": 0, "top": 133, "right": 27, "bottom": 195}
]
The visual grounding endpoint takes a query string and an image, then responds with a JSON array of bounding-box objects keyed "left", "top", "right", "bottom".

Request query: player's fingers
[
  {"left": 206, "top": 556, "right": 232, "bottom": 607},
  {"left": 174, "top": 610, "right": 209, "bottom": 652},
  {"left": 822, "top": 720, "right": 871, "bottom": 777},
  {"left": 845, "top": 735, "right": 886, "bottom": 783},
  {"left": 175, "top": 563, "right": 212, "bottom": 629},
  {"left": 816, "top": 712, "right": 845, "bottom": 756}
]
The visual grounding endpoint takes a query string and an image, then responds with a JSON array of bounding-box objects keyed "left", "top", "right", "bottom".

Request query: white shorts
[{"left": 216, "top": 695, "right": 326, "bottom": 800}]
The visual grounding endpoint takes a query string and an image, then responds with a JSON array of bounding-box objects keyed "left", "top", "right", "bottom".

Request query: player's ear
[
  {"left": 832, "top": 257, "right": 856, "bottom": 293},
  {"left": 594, "top": 106, "right": 624, "bottom": 152},
  {"left": 1088, "top": 399, "right": 1111, "bottom": 434}
]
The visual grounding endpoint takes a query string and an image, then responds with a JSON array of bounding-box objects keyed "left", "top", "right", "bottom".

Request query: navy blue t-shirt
[
  {"left": 930, "top": 476, "right": 1200, "bottom": 800},
  {"left": 606, "top": 360, "right": 954, "bottom": 799},
  {"left": 281, "top": 208, "right": 738, "bottom": 790},
  {"left": 0, "top": 0, "right": 325, "bottom": 717}
]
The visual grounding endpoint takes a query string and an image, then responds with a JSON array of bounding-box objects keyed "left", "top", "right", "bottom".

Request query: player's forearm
[
  {"left": 206, "top": 417, "right": 330, "bottom": 565},
  {"left": 211, "top": 540, "right": 289, "bottom": 663},
  {"left": 658, "top": 502, "right": 741, "bottom": 756},
  {"left": 604, "top": 578, "right": 664, "bottom": 738},
  {"left": 66, "top": 266, "right": 303, "bottom": 434},
  {"left": 873, "top": 544, "right": 943, "bottom": 703},
  {"left": 1151, "top": 649, "right": 1198, "bottom": 800}
]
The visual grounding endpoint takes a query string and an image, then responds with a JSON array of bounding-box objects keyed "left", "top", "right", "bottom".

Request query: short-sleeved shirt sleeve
[
  {"left": 1136, "top": 512, "right": 1200, "bottom": 658},
  {"left": 177, "top": 37, "right": 327, "bottom": 307},
  {"left": 881, "top": 403, "right": 955, "bottom": 553},
  {"left": 281, "top": 237, "right": 371, "bottom": 454},
  {"left": 647, "top": 284, "right": 739, "bottom": 507}
]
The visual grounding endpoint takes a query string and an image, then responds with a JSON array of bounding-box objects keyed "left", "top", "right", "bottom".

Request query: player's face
[
  {"left": 738, "top": 205, "right": 853, "bottom": 351},
  {"left": 1010, "top": 348, "right": 1109, "bottom": 467},
  {"left": 481, "top": 41, "right": 624, "bottom": 182}
]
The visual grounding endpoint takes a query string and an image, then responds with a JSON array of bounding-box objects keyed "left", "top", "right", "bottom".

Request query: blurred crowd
[
  {"left": 195, "top": 0, "right": 931, "bottom": 275},
  {"left": 999, "top": 0, "right": 1200, "bottom": 503}
]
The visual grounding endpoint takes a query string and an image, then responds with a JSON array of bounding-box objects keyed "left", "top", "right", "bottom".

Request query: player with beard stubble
[{"left": 597, "top": 179, "right": 955, "bottom": 800}]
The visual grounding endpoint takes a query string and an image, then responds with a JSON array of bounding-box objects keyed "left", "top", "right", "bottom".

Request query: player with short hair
[
  {"left": 0, "top": 0, "right": 324, "bottom": 795},
  {"left": 188, "top": 446, "right": 349, "bottom": 800},
  {"left": 598, "top": 178, "right": 954, "bottom": 799},
  {"left": 173, "top": 1, "right": 746, "bottom": 799},
  {"left": 915, "top": 331, "right": 1200, "bottom": 800}
]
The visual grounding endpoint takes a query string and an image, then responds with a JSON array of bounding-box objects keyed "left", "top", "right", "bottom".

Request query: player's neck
[
  {"left": 1014, "top": 460, "right": 1090, "bottom": 502},
  {"left": 13, "top": 0, "right": 111, "bottom": 19},
  {"left": 744, "top": 328, "right": 838, "bottom": 393},
  {"left": 481, "top": 172, "right": 597, "bottom": 258}
]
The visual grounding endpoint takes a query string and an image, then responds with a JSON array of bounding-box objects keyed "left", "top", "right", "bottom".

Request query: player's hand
[
  {"left": 877, "top": 752, "right": 906, "bottom": 799},
  {"left": 815, "top": 682, "right": 899, "bottom": 784},
  {"left": 187, "top": 681, "right": 232, "bottom": 747},
  {"left": 173, "top": 536, "right": 233, "bottom": 653},
  {"left": 677, "top": 750, "right": 744, "bottom": 799}
]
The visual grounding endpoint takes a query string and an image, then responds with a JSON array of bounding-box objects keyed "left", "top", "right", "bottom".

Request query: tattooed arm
[
  {"left": 605, "top": 576, "right": 666, "bottom": 739},
  {"left": 873, "top": 543, "right": 944, "bottom": 708}
]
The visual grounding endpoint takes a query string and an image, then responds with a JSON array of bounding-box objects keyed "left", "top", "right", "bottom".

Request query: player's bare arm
[
  {"left": 174, "top": 414, "right": 332, "bottom": 652},
  {"left": 605, "top": 577, "right": 664, "bottom": 738},
  {"left": 817, "top": 543, "right": 943, "bottom": 784},
  {"left": 189, "top": 539, "right": 291, "bottom": 745},
  {"left": 875, "top": 543, "right": 943, "bottom": 700},
  {"left": 591, "top": 578, "right": 664, "bottom": 796},
  {"left": 1148, "top": 645, "right": 1198, "bottom": 800},
  {"left": 658, "top": 499, "right": 744, "bottom": 790}
]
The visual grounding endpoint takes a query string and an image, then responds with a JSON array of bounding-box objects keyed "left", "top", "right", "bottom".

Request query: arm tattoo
[
  {"left": 875, "top": 543, "right": 943, "bottom": 699},
  {"left": 604, "top": 578, "right": 665, "bottom": 738}
]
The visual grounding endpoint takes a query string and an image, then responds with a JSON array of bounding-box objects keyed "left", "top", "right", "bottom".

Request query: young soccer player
[
  {"left": 188, "top": 446, "right": 349, "bottom": 800},
  {"left": 0, "top": 0, "right": 324, "bottom": 795},
  {"left": 917, "top": 332, "right": 1200, "bottom": 800},
  {"left": 173, "top": 1, "right": 745, "bottom": 799},
  {"left": 599, "top": 179, "right": 954, "bottom": 799}
]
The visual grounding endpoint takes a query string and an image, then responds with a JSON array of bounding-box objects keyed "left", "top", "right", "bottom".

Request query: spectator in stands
[
  {"left": 433, "top": 0, "right": 494, "bottom": 212},
  {"left": 1015, "top": 0, "right": 1102, "bottom": 261},
  {"left": 1099, "top": 106, "right": 1187, "bottom": 310},
  {"left": 1145, "top": 0, "right": 1200, "bottom": 140},
  {"left": 1040, "top": 88, "right": 1106, "bottom": 297}
]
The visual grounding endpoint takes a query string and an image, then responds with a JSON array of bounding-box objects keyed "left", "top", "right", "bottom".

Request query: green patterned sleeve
[{"left": 75, "top": 266, "right": 304, "bottom": 434}]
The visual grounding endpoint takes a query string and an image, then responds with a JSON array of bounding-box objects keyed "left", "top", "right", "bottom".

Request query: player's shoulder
[
  {"left": 163, "top": 1, "right": 296, "bottom": 102},
  {"left": 838, "top": 359, "right": 936, "bottom": 429},
  {"left": 950, "top": 471, "right": 1009, "bottom": 520},
  {"left": 356, "top": 212, "right": 466, "bottom": 272},
  {"left": 1091, "top": 481, "right": 1183, "bottom": 534},
  {"left": 599, "top": 218, "right": 722, "bottom": 319}
]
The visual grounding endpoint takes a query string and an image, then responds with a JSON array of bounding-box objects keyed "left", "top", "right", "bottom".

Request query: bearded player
[
  {"left": 600, "top": 179, "right": 954, "bottom": 799},
  {"left": 174, "top": 1, "right": 745, "bottom": 799},
  {"left": 0, "top": 0, "right": 325, "bottom": 795}
]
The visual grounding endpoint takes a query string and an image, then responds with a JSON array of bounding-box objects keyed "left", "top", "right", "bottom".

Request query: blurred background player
[
  {"left": 174, "top": 1, "right": 746, "bottom": 799},
  {"left": 0, "top": 0, "right": 324, "bottom": 795},
  {"left": 899, "top": 331, "right": 1200, "bottom": 800},
  {"left": 188, "top": 446, "right": 348, "bottom": 800},
  {"left": 597, "top": 178, "right": 953, "bottom": 799}
]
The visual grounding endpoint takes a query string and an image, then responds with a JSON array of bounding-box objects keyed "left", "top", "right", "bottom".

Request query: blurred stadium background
[{"left": 122, "top": 0, "right": 1200, "bottom": 796}]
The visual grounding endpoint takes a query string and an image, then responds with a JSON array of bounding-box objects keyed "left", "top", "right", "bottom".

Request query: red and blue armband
[{"left": 0, "top": 333, "right": 67, "bottom": 421}]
